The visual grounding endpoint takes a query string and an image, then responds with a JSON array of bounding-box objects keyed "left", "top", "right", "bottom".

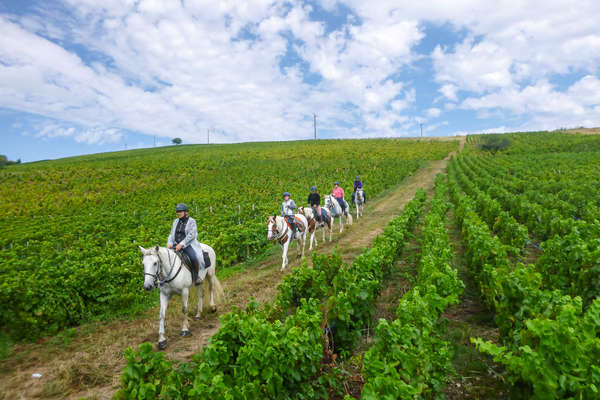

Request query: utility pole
[
  {"left": 207, "top": 128, "right": 210, "bottom": 145},
  {"left": 420, "top": 123, "right": 423, "bottom": 138},
  {"left": 313, "top": 113, "right": 317, "bottom": 140},
  {"left": 153, "top": 135, "right": 156, "bottom": 147}
]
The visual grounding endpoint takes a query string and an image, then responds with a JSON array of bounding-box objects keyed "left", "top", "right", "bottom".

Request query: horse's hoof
[
  {"left": 180, "top": 330, "right": 191, "bottom": 337},
  {"left": 210, "top": 306, "right": 217, "bottom": 313},
  {"left": 193, "top": 316, "right": 201, "bottom": 322},
  {"left": 158, "top": 340, "right": 168, "bottom": 350}
]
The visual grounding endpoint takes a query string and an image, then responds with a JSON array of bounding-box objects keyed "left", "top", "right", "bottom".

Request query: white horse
[
  {"left": 298, "top": 206, "right": 333, "bottom": 250},
  {"left": 324, "top": 195, "right": 353, "bottom": 233},
  {"left": 354, "top": 188, "right": 365, "bottom": 220},
  {"left": 267, "top": 215, "right": 308, "bottom": 271},
  {"left": 140, "top": 245, "right": 222, "bottom": 350}
]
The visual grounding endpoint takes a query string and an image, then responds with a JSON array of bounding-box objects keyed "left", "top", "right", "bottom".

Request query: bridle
[
  {"left": 143, "top": 248, "right": 182, "bottom": 287},
  {"left": 267, "top": 217, "right": 286, "bottom": 241}
]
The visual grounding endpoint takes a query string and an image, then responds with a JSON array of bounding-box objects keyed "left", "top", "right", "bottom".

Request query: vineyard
[
  {"left": 113, "top": 131, "right": 600, "bottom": 399},
  {"left": 0, "top": 139, "right": 456, "bottom": 343},
  {"left": 3, "top": 131, "right": 600, "bottom": 399}
]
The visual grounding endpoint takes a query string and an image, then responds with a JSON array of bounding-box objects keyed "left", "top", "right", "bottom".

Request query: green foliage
[
  {"left": 0, "top": 139, "right": 457, "bottom": 341},
  {"left": 362, "top": 175, "right": 462, "bottom": 399},
  {"left": 479, "top": 134, "right": 511, "bottom": 154},
  {"left": 171, "top": 138, "right": 182, "bottom": 145},
  {"left": 448, "top": 138, "right": 600, "bottom": 399},
  {"left": 0, "top": 154, "right": 20, "bottom": 167},
  {"left": 474, "top": 298, "right": 600, "bottom": 399}
]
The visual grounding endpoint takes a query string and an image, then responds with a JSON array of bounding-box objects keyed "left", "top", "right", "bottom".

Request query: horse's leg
[
  {"left": 194, "top": 281, "right": 203, "bottom": 321},
  {"left": 301, "top": 232, "right": 306, "bottom": 258},
  {"left": 309, "top": 230, "right": 315, "bottom": 251},
  {"left": 356, "top": 202, "right": 359, "bottom": 220},
  {"left": 180, "top": 287, "right": 191, "bottom": 336},
  {"left": 158, "top": 291, "right": 169, "bottom": 349},
  {"left": 281, "top": 241, "right": 289, "bottom": 271},
  {"left": 339, "top": 215, "right": 343, "bottom": 233},
  {"left": 208, "top": 272, "right": 216, "bottom": 312}
]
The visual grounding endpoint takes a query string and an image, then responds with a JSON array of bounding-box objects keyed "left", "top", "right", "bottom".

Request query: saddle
[
  {"left": 285, "top": 216, "right": 306, "bottom": 232},
  {"left": 176, "top": 250, "right": 211, "bottom": 283},
  {"left": 321, "top": 209, "right": 330, "bottom": 224}
]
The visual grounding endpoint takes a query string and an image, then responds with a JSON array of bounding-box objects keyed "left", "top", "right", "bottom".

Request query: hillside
[{"left": 0, "top": 138, "right": 457, "bottom": 343}]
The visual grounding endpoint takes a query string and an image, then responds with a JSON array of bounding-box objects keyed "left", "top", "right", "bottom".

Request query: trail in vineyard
[{"left": 0, "top": 137, "right": 464, "bottom": 400}]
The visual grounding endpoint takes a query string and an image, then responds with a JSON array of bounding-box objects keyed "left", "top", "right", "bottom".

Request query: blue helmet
[
  {"left": 334, "top": 181, "right": 339, "bottom": 185},
  {"left": 175, "top": 203, "right": 188, "bottom": 212},
  {"left": 283, "top": 192, "right": 291, "bottom": 198},
  {"left": 311, "top": 186, "right": 317, "bottom": 191},
  {"left": 355, "top": 176, "right": 359, "bottom": 179}
]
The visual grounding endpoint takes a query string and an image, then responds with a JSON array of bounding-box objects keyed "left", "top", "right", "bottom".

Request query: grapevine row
[
  {"left": 448, "top": 163, "right": 600, "bottom": 398},
  {"left": 362, "top": 175, "right": 463, "bottom": 399}
]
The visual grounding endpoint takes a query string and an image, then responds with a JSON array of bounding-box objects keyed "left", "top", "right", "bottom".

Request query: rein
[
  {"left": 268, "top": 217, "right": 286, "bottom": 241},
  {"left": 145, "top": 248, "right": 183, "bottom": 287}
]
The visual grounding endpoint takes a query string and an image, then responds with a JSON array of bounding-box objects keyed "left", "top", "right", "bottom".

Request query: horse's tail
[
  {"left": 206, "top": 274, "right": 224, "bottom": 305},
  {"left": 347, "top": 213, "right": 353, "bottom": 225}
]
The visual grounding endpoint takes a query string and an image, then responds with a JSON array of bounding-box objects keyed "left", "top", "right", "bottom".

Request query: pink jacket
[{"left": 332, "top": 187, "right": 345, "bottom": 199}]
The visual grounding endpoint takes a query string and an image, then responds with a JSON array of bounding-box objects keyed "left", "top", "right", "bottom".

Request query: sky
[{"left": 1, "top": 0, "right": 600, "bottom": 162}]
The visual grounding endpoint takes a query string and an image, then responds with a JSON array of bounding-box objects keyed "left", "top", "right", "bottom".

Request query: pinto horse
[
  {"left": 298, "top": 206, "right": 333, "bottom": 250},
  {"left": 267, "top": 215, "right": 308, "bottom": 271},
  {"left": 140, "top": 245, "right": 222, "bottom": 350},
  {"left": 324, "top": 195, "right": 353, "bottom": 233}
]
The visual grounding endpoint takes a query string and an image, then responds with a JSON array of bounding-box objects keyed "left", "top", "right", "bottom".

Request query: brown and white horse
[
  {"left": 298, "top": 206, "right": 333, "bottom": 250},
  {"left": 267, "top": 215, "right": 308, "bottom": 271}
]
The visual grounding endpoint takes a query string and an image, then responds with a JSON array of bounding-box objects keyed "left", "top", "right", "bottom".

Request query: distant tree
[
  {"left": 479, "top": 135, "right": 511, "bottom": 155},
  {"left": 172, "top": 138, "right": 183, "bottom": 145},
  {"left": 0, "top": 154, "right": 20, "bottom": 167}
]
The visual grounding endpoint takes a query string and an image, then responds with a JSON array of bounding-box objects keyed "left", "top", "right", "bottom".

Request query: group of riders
[
  {"left": 281, "top": 176, "right": 366, "bottom": 236},
  {"left": 167, "top": 177, "right": 365, "bottom": 285}
]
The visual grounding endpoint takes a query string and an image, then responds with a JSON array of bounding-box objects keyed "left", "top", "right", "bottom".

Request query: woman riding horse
[
  {"left": 352, "top": 176, "right": 366, "bottom": 204},
  {"left": 332, "top": 181, "right": 348, "bottom": 213},
  {"left": 167, "top": 203, "right": 205, "bottom": 285},
  {"left": 281, "top": 192, "right": 298, "bottom": 235}
]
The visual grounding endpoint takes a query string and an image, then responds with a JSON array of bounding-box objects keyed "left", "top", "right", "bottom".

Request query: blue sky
[{"left": 1, "top": 0, "right": 599, "bottom": 162}]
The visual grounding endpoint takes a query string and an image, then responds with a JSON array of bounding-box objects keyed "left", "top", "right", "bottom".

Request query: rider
[
  {"left": 352, "top": 176, "right": 365, "bottom": 204},
  {"left": 308, "top": 186, "right": 323, "bottom": 226},
  {"left": 167, "top": 203, "right": 205, "bottom": 285},
  {"left": 281, "top": 192, "right": 297, "bottom": 235},
  {"left": 332, "top": 181, "right": 348, "bottom": 213}
]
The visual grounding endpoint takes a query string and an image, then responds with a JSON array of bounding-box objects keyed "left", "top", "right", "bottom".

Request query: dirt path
[{"left": 0, "top": 137, "right": 464, "bottom": 400}]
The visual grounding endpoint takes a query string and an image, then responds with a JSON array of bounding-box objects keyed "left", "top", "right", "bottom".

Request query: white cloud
[
  {"left": 439, "top": 84, "right": 458, "bottom": 101},
  {"left": 426, "top": 107, "right": 441, "bottom": 118},
  {"left": 32, "top": 123, "right": 123, "bottom": 144}
]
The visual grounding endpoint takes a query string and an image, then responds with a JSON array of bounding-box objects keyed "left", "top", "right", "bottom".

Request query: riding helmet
[
  {"left": 355, "top": 176, "right": 359, "bottom": 179},
  {"left": 311, "top": 186, "right": 317, "bottom": 191},
  {"left": 175, "top": 203, "right": 189, "bottom": 212},
  {"left": 334, "top": 181, "right": 339, "bottom": 185},
  {"left": 283, "top": 192, "right": 291, "bottom": 198}
]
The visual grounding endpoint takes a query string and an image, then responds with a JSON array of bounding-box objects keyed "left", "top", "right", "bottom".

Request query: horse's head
[
  {"left": 324, "top": 195, "right": 332, "bottom": 209},
  {"left": 139, "top": 245, "right": 160, "bottom": 290},
  {"left": 266, "top": 216, "right": 277, "bottom": 241}
]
